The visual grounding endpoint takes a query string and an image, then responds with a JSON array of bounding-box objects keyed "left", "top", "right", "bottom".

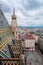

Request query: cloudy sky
[{"left": 0, "top": 0, "right": 43, "bottom": 27}]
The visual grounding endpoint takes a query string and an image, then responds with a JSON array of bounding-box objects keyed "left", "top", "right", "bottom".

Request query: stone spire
[
  {"left": 11, "top": 8, "right": 17, "bottom": 32},
  {"left": 12, "top": 8, "right": 16, "bottom": 19},
  {"left": 13, "top": 8, "right": 15, "bottom": 15}
]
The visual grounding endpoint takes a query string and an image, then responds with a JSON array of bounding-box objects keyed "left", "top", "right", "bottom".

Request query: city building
[
  {"left": 24, "top": 33, "right": 35, "bottom": 51},
  {"left": 38, "top": 37, "right": 43, "bottom": 53},
  {"left": 32, "top": 34, "right": 39, "bottom": 44}
]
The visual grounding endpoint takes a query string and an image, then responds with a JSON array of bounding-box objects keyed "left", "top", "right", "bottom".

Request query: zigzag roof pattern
[{"left": 0, "top": 9, "right": 13, "bottom": 58}]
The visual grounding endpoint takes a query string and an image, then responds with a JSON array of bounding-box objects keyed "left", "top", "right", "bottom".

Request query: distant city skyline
[{"left": 0, "top": 0, "right": 43, "bottom": 27}]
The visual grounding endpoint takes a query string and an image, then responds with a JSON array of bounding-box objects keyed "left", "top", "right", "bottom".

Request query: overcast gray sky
[{"left": 0, "top": 0, "right": 43, "bottom": 27}]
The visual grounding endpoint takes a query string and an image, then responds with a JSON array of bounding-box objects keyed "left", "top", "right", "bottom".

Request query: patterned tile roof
[{"left": 0, "top": 9, "right": 13, "bottom": 58}]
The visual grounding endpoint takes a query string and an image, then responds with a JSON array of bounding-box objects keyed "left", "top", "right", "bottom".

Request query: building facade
[{"left": 24, "top": 33, "right": 35, "bottom": 51}]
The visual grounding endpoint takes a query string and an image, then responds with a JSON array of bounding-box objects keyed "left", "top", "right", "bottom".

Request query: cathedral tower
[
  {"left": 11, "top": 8, "right": 18, "bottom": 39},
  {"left": 11, "top": 8, "right": 17, "bottom": 33}
]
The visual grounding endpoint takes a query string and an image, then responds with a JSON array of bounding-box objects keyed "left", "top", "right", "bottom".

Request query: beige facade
[
  {"left": 25, "top": 39, "right": 35, "bottom": 50},
  {"left": 32, "top": 34, "right": 39, "bottom": 44},
  {"left": 24, "top": 34, "right": 35, "bottom": 51}
]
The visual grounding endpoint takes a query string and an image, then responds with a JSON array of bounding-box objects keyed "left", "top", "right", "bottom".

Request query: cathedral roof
[{"left": 0, "top": 9, "right": 13, "bottom": 58}]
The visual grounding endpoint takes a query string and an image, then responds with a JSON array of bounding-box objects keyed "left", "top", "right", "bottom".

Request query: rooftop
[
  {"left": 0, "top": 9, "right": 13, "bottom": 58},
  {"left": 25, "top": 33, "right": 35, "bottom": 40}
]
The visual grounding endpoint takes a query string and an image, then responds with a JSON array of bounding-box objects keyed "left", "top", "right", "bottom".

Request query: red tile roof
[{"left": 25, "top": 33, "right": 35, "bottom": 39}]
